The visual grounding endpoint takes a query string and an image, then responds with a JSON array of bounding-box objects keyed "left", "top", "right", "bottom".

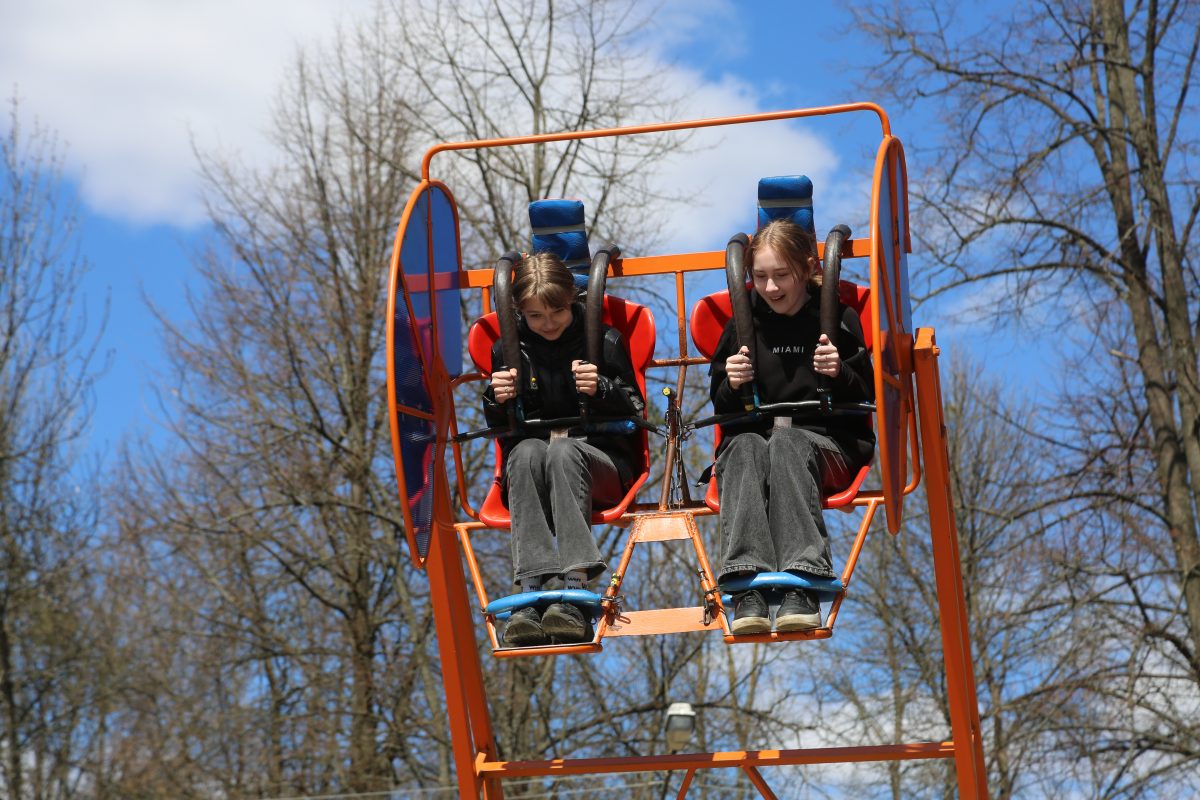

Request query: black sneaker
[
  {"left": 730, "top": 589, "right": 770, "bottom": 635},
  {"left": 775, "top": 589, "right": 822, "bottom": 632},
  {"left": 541, "top": 602, "right": 594, "bottom": 644},
  {"left": 503, "top": 606, "right": 548, "bottom": 647}
]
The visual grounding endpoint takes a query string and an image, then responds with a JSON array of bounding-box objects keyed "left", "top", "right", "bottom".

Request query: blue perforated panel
[
  {"left": 871, "top": 140, "right": 911, "bottom": 531},
  {"left": 893, "top": 166, "right": 913, "bottom": 333},
  {"left": 392, "top": 255, "right": 434, "bottom": 559},
  {"left": 392, "top": 182, "right": 466, "bottom": 561},
  {"left": 877, "top": 160, "right": 902, "bottom": 449},
  {"left": 876, "top": 173, "right": 899, "bottom": 375},
  {"left": 429, "top": 186, "right": 463, "bottom": 378}
]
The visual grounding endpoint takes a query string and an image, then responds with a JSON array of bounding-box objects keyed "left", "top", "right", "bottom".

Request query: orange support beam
[
  {"left": 423, "top": 393, "right": 505, "bottom": 798},
  {"left": 913, "top": 328, "right": 990, "bottom": 799},
  {"left": 475, "top": 741, "right": 956, "bottom": 778},
  {"left": 742, "top": 765, "right": 779, "bottom": 799}
]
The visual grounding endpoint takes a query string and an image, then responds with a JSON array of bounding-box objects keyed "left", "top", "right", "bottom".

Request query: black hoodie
[
  {"left": 482, "top": 302, "right": 646, "bottom": 487},
  {"left": 708, "top": 291, "right": 875, "bottom": 468}
]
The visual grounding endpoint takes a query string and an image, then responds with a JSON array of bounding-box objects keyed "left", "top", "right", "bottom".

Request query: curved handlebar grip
[
  {"left": 820, "top": 225, "right": 851, "bottom": 345},
  {"left": 725, "top": 232, "right": 756, "bottom": 411},
  {"left": 493, "top": 251, "right": 523, "bottom": 428},
  {"left": 586, "top": 245, "right": 620, "bottom": 366},
  {"left": 818, "top": 225, "right": 851, "bottom": 413},
  {"left": 583, "top": 246, "right": 621, "bottom": 424}
]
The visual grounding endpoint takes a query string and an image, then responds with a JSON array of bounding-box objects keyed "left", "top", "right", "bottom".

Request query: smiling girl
[
  {"left": 483, "top": 252, "right": 645, "bottom": 647},
  {"left": 708, "top": 219, "right": 875, "bottom": 634}
]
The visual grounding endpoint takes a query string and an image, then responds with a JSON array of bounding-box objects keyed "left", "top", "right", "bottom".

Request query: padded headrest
[
  {"left": 529, "top": 199, "right": 590, "bottom": 289},
  {"left": 757, "top": 175, "right": 815, "bottom": 235}
]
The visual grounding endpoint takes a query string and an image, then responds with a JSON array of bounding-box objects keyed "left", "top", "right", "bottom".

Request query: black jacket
[
  {"left": 482, "top": 303, "right": 646, "bottom": 487},
  {"left": 709, "top": 291, "right": 875, "bottom": 469}
]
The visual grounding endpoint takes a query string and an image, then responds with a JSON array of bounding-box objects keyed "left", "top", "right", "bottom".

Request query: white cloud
[
  {"left": 1, "top": 0, "right": 870, "bottom": 240},
  {"left": 0, "top": 0, "right": 371, "bottom": 226},
  {"left": 641, "top": 68, "right": 846, "bottom": 253},
  {"left": 647, "top": 0, "right": 745, "bottom": 62}
]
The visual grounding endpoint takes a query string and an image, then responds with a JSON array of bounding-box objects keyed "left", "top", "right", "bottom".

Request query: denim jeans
[
  {"left": 714, "top": 427, "right": 851, "bottom": 584},
  {"left": 505, "top": 437, "right": 623, "bottom": 583}
]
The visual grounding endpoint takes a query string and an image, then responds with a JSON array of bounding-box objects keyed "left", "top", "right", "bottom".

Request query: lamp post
[{"left": 662, "top": 703, "right": 697, "bottom": 799}]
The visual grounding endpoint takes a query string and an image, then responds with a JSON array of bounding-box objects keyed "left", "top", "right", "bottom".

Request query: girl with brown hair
[{"left": 708, "top": 219, "right": 875, "bottom": 634}]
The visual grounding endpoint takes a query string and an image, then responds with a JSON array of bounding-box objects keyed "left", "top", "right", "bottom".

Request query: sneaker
[
  {"left": 775, "top": 589, "right": 822, "bottom": 631},
  {"left": 541, "top": 602, "right": 594, "bottom": 644},
  {"left": 503, "top": 606, "right": 548, "bottom": 647},
  {"left": 730, "top": 589, "right": 771, "bottom": 635}
]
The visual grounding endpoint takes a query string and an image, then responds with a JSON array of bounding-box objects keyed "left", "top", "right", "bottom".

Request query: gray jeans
[
  {"left": 714, "top": 427, "right": 851, "bottom": 584},
  {"left": 505, "top": 437, "right": 623, "bottom": 583}
]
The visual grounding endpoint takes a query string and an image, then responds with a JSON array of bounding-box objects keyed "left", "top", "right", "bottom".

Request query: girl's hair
[
  {"left": 511, "top": 252, "right": 578, "bottom": 309},
  {"left": 747, "top": 218, "right": 823, "bottom": 289}
]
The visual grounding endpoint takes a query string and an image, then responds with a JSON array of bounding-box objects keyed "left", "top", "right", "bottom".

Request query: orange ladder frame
[{"left": 386, "top": 105, "right": 989, "bottom": 798}]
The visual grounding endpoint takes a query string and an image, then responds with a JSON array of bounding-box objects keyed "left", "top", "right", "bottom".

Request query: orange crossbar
[
  {"left": 457, "top": 238, "right": 870, "bottom": 288},
  {"left": 475, "top": 741, "right": 955, "bottom": 778},
  {"left": 604, "top": 607, "right": 723, "bottom": 637},
  {"left": 423, "top": 104, "right": 890, "bottom": 179}
]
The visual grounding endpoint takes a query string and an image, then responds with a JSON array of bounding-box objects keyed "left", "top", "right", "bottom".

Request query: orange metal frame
[{"left": 385, "top": 105, "right": 988, "bottom": 798}]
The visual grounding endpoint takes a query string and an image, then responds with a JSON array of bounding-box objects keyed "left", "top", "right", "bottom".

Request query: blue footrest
[
  {"left": 720, "top": 571, "right": 843, "bottom": 605},
  {"left": 485, "top": 589, "right": 604, "bottom": 621}
]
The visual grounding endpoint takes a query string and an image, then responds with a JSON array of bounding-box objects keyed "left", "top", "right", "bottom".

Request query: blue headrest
[
  {"left": 529, "top": 199, "right": 590, "bottom": 289},
  {"left": 757, "top": 175, "right": 815, "bottom": 235}
]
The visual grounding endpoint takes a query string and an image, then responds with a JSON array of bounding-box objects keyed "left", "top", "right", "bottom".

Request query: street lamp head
[{"left": 664, "top": 702, "right": 696, "bottom": 752}]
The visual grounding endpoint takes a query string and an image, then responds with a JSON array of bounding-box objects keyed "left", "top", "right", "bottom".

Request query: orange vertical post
[
  {"left": 913, "top": 328, "right": 989, "bottom": 799},
  {"left": 423, "top": 370, "right": 505, "bottom": 799},
  {"left": 423, "top": 522, "right": 488, "bottom": 798}
]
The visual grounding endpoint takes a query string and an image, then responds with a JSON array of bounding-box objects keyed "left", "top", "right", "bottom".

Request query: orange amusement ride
[{"left": 385, "top": 104, "right": 989, "bottom": 798}]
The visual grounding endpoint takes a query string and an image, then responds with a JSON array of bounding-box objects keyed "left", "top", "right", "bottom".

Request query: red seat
[
  {"left": 467, "top": 296, "right": 655, "bottom": 528},
  {"left": 688, "top": 283, "right": 873, "bottom": 511}
]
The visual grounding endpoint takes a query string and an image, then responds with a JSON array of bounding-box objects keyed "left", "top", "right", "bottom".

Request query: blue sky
[{"left": 3, "top": 1, "right": 993, "bottom": 461}]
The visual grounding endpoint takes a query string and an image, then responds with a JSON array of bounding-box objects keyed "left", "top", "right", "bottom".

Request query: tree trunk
[{"left": 1096, "top": 0, "right": 1200, "bottom": 674}]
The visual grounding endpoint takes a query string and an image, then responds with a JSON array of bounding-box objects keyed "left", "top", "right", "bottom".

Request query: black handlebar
[
  {"left": 818, "top": 224, "right": 852, "bottom": 413},
  {"left": 724, "top": 232, "right": 756, "bottom": 411},
  {"left": 454, "top": 414, "right": 659, "bottom": 443},
  {"left": 493, "top": 251, "right": 523, "bottom": 429},
  {"left": 688, "top": 400, "right": 875, "bottom": 431},
  {"left": 581, "top": 246, "right": 621, "bottom": 424}
]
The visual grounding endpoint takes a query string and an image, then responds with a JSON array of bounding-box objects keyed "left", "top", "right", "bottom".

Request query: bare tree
[
  {"left": 1034, "top": 319, "right": 1200, "bottom": 796},
  {"left": 855, "top": 0, "right": 1200, "bottom": 669},
  {"left": 382, "top": 0, "right": 687, "bottom": 264},
  {"left": 0, "top": 99, "right": 106, "bottom": 800},
  {"left": 105, "top": 1, "right": 711, "bottom": 796},
  {"left": 843, "top": 1, "right": 1200, "bottom": 792},
  {"left": 804, "top": 365, "right": 1072, "bottom": 798},
  {"left": 113, "top": 23, "right": 426, "bottom": 795}
]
